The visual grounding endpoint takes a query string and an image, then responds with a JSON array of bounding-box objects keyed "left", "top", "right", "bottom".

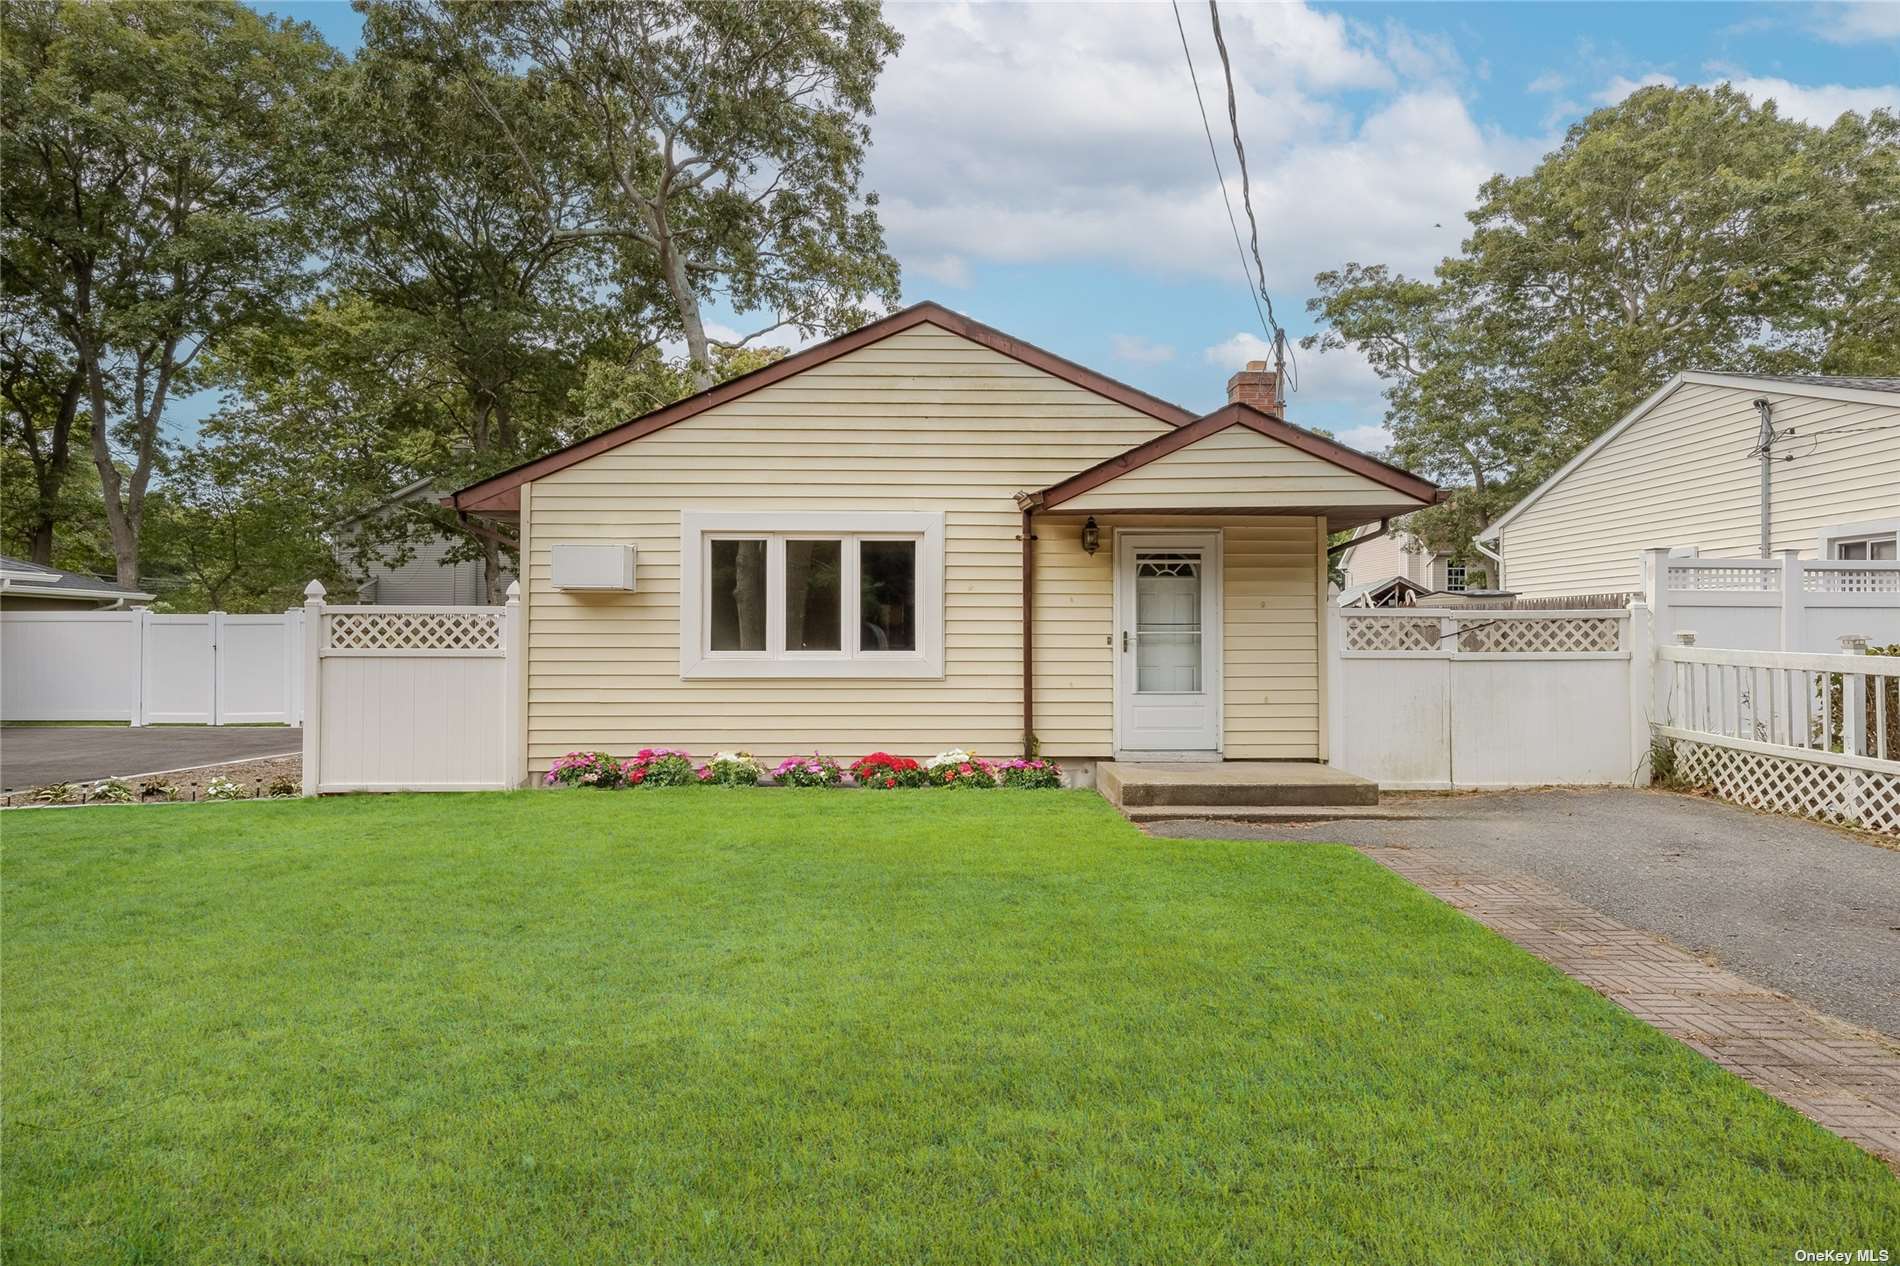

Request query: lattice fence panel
[
  {"left": 1457, "top": 616, "right": 1621, "bottom": 654},
  {"left": 1672, "top": 738, "right": 1900, "bottom": 837},
  {"left": 326, "top": 610, "right": 504, "bottom": 652},
  {"left": 1343, "top": 615, "right": 1442, "bottom": 652},
  {"left": 1667, "top": 564, "right": 1778, "bottom": 592}
]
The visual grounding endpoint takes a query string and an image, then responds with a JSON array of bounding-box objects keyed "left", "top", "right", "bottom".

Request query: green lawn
[{"left": 4, "top": 791, "right": 1894, "bottom": 1263}]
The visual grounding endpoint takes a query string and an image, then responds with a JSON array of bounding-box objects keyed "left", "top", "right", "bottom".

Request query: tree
[
  {"left": 140, "top": 440, "right": 344, "bottom": 613},
  {"left": 1305, "top": 85, "right": 1900, "bottom": 556},
  {"left": 0, "top": 294, "right": 84, "bottom": 563},
  {"left": 447, "top": 0, "right": 903, "bottom": 388},
  {"left": 1, "top": 0, "right": 335, "bottom": 586}
]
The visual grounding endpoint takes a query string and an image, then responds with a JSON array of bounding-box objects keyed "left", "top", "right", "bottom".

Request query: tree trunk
[
  {"left": 657, "top": 225, "right": 713, "bottom": 391},
  {"left": 81, "top": 359, "right": 142, "bottom": 588},
  {"left": 481, "top": 535, "right": 503, "bottom": 605}
]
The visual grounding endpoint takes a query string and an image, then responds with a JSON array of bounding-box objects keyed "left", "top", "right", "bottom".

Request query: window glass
[
  {"left": 709, "top": 539, "right": 766, "bottom": 651},
  {"left": 1445, "top": 563, "right": 1468, "bottom": 591},
  {"left": 1135, "top": 553, "right": 1202, "bottom": 692},
  {"left": 859, "top": 540, "right": 916, "bottom": 652},
  {"left": 1837, "top": 540, "right": 1869, "bottom": 561},
  {"left": 1876, "top": 539, "right": 1899, "bottom": 562},
  {"left": 784, "top": 540, "right": 842, "bottom": 651}
]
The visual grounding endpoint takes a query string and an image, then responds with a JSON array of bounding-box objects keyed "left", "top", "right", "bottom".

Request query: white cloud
[
  {"left": 1725, "top": 75, "right": 1900, "bottom": 126},
  {"left": 1337, "top": 424, "right": 1394, "bottom": 454},
  {"left": 1526, "top": 70, "right": 1566, "bottom": 95},
  {"left": 906, "top": 252, "right": 972, "bottom": 289},
  {"left": 869, "top": 2, "right": 1518, "bottom": 295},
  {"left": 1110, "top": 334, "right": 1176, "bottom": 365},
  {"left": 1812, "top": 2, "right": 1900, "bottom": 44},
  {"left": 1594, "top": 73, "right": 1678, "bottom": 105},
  {"left": 1203, "top": 331, "right": 1274, "bottom": 369}
]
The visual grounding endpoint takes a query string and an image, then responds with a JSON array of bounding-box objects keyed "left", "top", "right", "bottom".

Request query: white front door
[{"left": 1115, "top": 531, "right": 1221, "bottom": 754}]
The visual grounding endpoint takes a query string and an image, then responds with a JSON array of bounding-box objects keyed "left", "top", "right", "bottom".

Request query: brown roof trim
[
  {"left": 1036, "top": 403, "right": 1440, "bottom": 509},
  {"left": 447, "top": 301, "right": 1197, "bottom": 511}
]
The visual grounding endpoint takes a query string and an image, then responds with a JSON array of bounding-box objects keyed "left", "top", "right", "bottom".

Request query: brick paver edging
[{"left": 1358, "top": 845, "right": 1900, "bottom": 1170}]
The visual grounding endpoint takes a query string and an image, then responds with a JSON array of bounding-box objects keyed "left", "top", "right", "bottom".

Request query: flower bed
[
  {"left": 849, "top": 752, "right": 926, "bottom": 789},
  {"left": 703, "top": 752, "right": 762, "bottom": 787},
  {"left": 622, "top": 749, "right": 698, "bottom": 788},
  {"left": 545, "top": 751, "right": 624, "bottom": 789},
  {"left": 771, "top": 754, "right": 844, "bottom": 788},
  {"left": 997, "top": 757, "right": 1063, "bottom": 789},
  {"left": 925, "top": 749, "right": 998, "bottom": 789}
]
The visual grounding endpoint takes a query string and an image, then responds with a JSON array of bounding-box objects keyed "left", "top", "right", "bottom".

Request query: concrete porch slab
[{"left": 1098, "top": 760, "right": 1379, "bottom": 808}]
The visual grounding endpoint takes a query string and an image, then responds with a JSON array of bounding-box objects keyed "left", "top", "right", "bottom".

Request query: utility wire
[
  {"left": 1206, "top": 0, "right": 1297, "bottom": 392},
  {"left": 1169, "top": 0, "right": 1277, "bottom": 362}
]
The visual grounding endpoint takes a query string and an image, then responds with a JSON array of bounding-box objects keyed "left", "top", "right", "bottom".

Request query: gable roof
[
  {"left": 447, "top": 301, "right": 1198, "bottom": 513},
  {"left": 1480, "top": 370, "right": 1900, "bottom": 541},
  {"left": 0, "top": 555, "right": 154, "bottom": 604},
  {"left": 1033, "top": 402, "right": 1441, "bottom": 512}
]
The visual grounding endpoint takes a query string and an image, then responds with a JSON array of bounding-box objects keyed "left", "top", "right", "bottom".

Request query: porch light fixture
[{"left": 1081, "top": 517, "right": 1100, "bottom": 555}]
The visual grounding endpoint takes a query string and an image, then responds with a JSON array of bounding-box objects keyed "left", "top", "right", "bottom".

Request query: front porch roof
[{"left": 1029, "top": 403, "right": 1440, "bottom": 531}]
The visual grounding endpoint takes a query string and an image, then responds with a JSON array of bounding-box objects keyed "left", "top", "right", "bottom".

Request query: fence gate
[
  {"left": 301, "top": 582, "right": 523, "bottom": 794},
  {"left": 1327, "top": 605, "right": 1649, "bottom": 790}
]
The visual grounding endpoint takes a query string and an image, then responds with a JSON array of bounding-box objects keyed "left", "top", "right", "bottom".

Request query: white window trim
[
  {"left": 679, "top": 510, "right": 945, "bottom": 679},
  {"left": 1816, "top": 518, "right": 1900, "bottom": 561},
  {"left": 1444, "top": 562, "right": 1468, "bottom": 592}
]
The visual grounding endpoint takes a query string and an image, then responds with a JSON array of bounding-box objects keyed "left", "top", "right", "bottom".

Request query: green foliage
[
  {"left": 1306, "top": 85, "right": 1900, "bottom": 558},
  {"left": 4, "top": 792, "right": 1895, "bottom": 1260},
  {"left": 86, "top": 779, "right": 135, "bottom": 804},
  {"left": 28, "top": 782, "right": 78, "bottom": 804},
  {"left": 703, "top": 752, "right": 764, "bottom": 787},
  {"left": 1, "top": 0, "right": 336, "bottom": 583}
]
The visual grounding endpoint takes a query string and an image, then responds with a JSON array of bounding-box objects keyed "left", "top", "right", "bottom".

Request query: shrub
[
  {"left": 545, "top": 751, "right": 624, "bottom": 789},
  {"left": 849, "top": 752, "right": 926, "bottom": 789},
  {"left": 140, "top": 779, "right": 179, "bottom": 802},
  {"left": 266, "top": 776, "right": 301, "bottom": 798},
  {"left": 997, "top": 757, "right": 1063, "bottom": 789},
  {"left": 204, "top": 777, "right": 245, "bottom": 801},
  {"left": 30, "top": 783, "right": 79, "bottom": 805},
  {"left": 772, "top": 753, "right": 844, "bottom": 787},
  {"left": 88, "top": 779, "right": 137, "bottom": 804},
  {"left": 925, "top": 749, "right": 998, "bottom": 789},
  {"left": 623, "top": 748, "right": 698, "bottom": 788},
  {"left": 703, "top": 751, "right": 762, "bottom": 787}
]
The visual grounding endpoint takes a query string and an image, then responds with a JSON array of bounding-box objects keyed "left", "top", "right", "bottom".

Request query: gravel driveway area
[
  {"left": 0, "top": 725, "right": 299, "bottom": 791},
  {"left": 1147, "top": 789, "right": 1900, "bottom": 1038}
]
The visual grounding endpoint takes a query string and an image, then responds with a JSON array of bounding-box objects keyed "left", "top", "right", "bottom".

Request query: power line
[
  {"left": 1205, "top": 0, "right": 1297, "bottom": 393},
  {"left": 1168, "top": 1, "right": 1277, "bottom": 363}
]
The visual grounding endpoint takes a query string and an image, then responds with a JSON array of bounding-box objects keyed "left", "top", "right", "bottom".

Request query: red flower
[{"left": 886, "top": 778, "right": 896, "bottom": 788}]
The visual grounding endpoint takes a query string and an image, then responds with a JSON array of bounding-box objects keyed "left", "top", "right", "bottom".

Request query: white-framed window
[
  {"left": 1831, "top": 535, "right": 1897, "bottom": 561},
  {"left": 679, "top": 511, "right": 945, "bottom": 679},
  {"left": 1444, "top": 562, "right": 1468, "bottom": 592},
  {"left": 1817, "top": 518, "right": 1900, "bottom": 562}
]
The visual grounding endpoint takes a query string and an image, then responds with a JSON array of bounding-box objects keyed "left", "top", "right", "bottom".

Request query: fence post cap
[
  {"left": 1839, "top": 634, "right": 1869, "bottom": 654},
  {"left": 303, "top": 580, "right": 326, "bottom": 600},
  {"left": 505, "top": 580, "right": 522, "bottom": 602},
  {"left": 1675, "top": 631, "right": 1697, "bottom": 646}
]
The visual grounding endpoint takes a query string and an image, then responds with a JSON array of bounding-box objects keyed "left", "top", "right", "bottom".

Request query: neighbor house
[
  {"left": 447, "top": 302, "right": 1439, "bottom": 778},
  {"left": 1337, "top": 525, "right": 1480, "bottom": 596},
  {"left": 338, "top": 479, "right": 512, "bottom": 605},
  {"left": 0, "top": 555, "right": 153, "bottom": 610},
  {"left": 1478, "top": 373, "right": 1900, "bottom": 598}
]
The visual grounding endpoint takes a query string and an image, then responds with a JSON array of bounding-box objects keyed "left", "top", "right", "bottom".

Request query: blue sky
[{"left": 251, "top": 1, "right": 1898, "bottom": 450}]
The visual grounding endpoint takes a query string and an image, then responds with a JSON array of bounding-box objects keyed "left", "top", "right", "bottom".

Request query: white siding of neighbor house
[
  {"left": 1499, "top": 382, "right": 1900, "bottom": 598},
  {"left": 521, "top": 322, "right": 1343, "bottom": 770},
  {"left": 358, "top": 531, "right": 510, "bottom": 605},
  {"left": 1341, "top": 529, "right": 1443, "bottom": 589},
  {"left": 1058, "top": 425, "right": 1421, "bottom": 513}
]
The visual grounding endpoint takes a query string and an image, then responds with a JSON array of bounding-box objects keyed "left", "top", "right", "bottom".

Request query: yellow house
[{"left": 448, "top": 303, "right": 1439, "bottom": 780}]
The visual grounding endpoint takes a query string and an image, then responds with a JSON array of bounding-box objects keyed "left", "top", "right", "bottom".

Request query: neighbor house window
[
  {"left": 1832, "top": 535, "right": 1897, "bottom": 561},
  {"left": 1444, "top": 562, "right": 1468, "bottom": 592},
  {"left": 680, "top": 512, "right": 944, "bottom": 678}
]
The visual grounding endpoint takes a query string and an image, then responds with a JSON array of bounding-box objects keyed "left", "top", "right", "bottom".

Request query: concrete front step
[
  {"left": 1098, "top": 760, "right": 1379, "bottom": 808},
  {"left": 1122, "top": 804, "right": 1419, "bottom": 825}
]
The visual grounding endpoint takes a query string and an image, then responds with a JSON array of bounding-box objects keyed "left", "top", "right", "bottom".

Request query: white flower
[{"left": 926, "top": 748, "right": 974, "bottom": 770}]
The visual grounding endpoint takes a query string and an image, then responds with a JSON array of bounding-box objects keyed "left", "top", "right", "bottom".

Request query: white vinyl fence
[
  {"left": 1646, "top": 548, "right": 1900, "bottom": 653},
  {"left": 301, "top": 582, "right": 523, "bottom": 794},
  {"left": 1326, "top": 605, "right": 1649, "bottom": 790},
  {"left": 1, "top": 608, "right": 303, "bottom": 725},
  {"left": 1655, "top": 637, "right": 1899, "bottom": 835}
]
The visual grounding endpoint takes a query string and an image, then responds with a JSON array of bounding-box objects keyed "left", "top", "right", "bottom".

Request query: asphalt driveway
[
  {"left": 0, "top": 725, "right": 299, "bottom": 791},
  {"left": 1147, "top": 789, "right": 1900, "bottom": 1038}
]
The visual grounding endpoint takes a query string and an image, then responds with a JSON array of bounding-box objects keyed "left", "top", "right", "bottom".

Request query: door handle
[{"left": 1122, "top": 630, "right": 1129, "bottom": 652}]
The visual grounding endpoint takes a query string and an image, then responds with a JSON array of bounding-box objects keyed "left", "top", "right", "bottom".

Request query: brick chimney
[{"left": 1226, "top": 360, "right": 1281, "bottom": 411}]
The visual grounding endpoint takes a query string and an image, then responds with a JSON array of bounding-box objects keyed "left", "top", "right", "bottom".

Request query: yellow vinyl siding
[
  {"left": 525, "top": 322, "right": 1170, "bottom": 768},
  {"left": 1059, "top": 425, "right": 1422, "bottom": 512},
  {"left": 1501, "top": 383, "right": 1900, "bottom": 597},
  {"left": 1027, "top": 515, "right": 1321, "bottom": 759}
]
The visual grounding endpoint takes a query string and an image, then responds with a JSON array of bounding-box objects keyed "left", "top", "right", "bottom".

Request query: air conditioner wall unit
[{"left": 550, "top": 543, "right": 637, "bottom": 591}]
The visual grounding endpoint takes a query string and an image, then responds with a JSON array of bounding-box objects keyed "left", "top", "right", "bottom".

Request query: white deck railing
[
  {"left": 1646, "top": 548, "right": 1900, "bottom": 653},
  {"left": 1654, "top": 638, "right": 1899, "bottom": 834}
]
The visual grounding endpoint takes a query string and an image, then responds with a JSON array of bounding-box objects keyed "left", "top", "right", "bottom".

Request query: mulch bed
[{"left": 0, "top": 754, "right": 303, "bottom": 808}]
